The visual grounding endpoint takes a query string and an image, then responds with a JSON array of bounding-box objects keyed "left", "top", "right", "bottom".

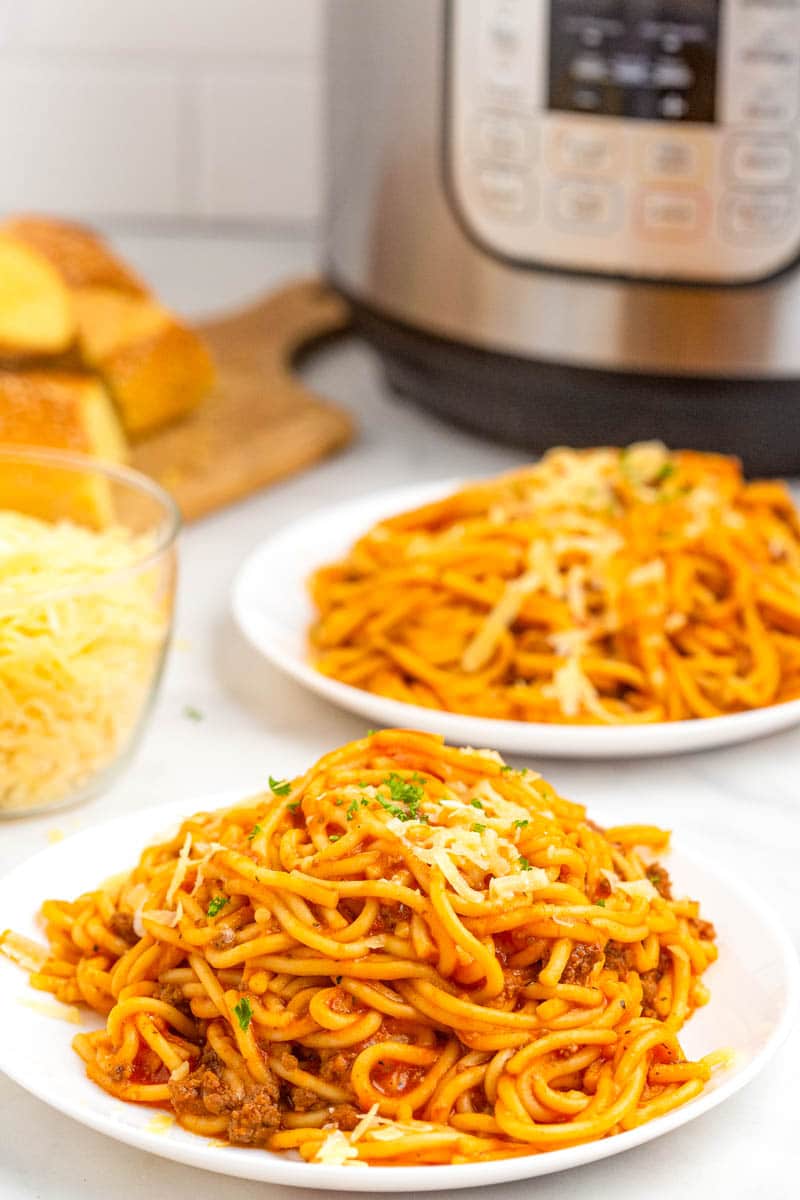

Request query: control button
[
  {"left": 736, "top": 83, "right": 797, "bottom": 125},
  {"left": 475, "top": 112, "right": 531, "bottom": 165},
  {"left": 638, "top": 189, "right": 706, "bottom": 239},
  {"left": 727, "top": 136, "right": 796, "bottom": 187},
  {"left": 570, "top": 54, "right": 609, "bottom": 84},
  {"left": 643, "top": 140, "right": 698, "bottom": 180},
  {"left": 551, "top": 181, "right": 621, "bottom": 233},
  {"left": 549, "top": 125, "right": 623, "bottom": 175},
  {"left": 720, "top": 191, "right": 793, "bottom": 244},
  {"left": 652, "top": 60, "right": 694, "bottom": 90},
  {"left": 659, "top": 93, "right": 689, "bottom": 119},
  {"left": 477, "top": 167, "right": 533, "bottom": 217}
]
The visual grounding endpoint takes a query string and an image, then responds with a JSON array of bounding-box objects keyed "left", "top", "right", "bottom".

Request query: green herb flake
[
  {"left": 471, "top": 823, "right": 486, "bottom": 834},
  {"left": 518, "top": 856, "right": 532, "bottom": 871},
  {"left": 470, "top": 799, "right": 484, "bottom": 810},
  {"left": 269, "top": 776, "right": 291, "bottom": 797},
  {"left": 500, "top": 765, "right": 513, "bottom": 773},
  {"left": 346, "top": 798, "right": 360, "bottom": 821},
  {"left": 329, "top": 834, "right": 341, "bottom": 843},
  {"left": 287, "top": 801, "right": 300, "bottom": 813},
  {"left": 513, "top": 819, "right": 529, "bottom": 830},
  {"left": 247, "top": 824, "right": 262, "bottom": 842},
  {"left": 366, "top": 729, "right": 377, "bottom": 736},
  {"left": 595, "top": 899, "right": 607, "bottom": 908},
  {"left": 655, "top": 463, "right": 676, "bottom": 484},
  {"left": 234, "top": 996, "right": 253, "bottom": 1032},
  {"left": 376, "top": 773, "right": 427, "bottom": 823},
  {"left": 183, "top": 705, "right": 204, "bottom": 722},
  {"left": 207, "top": 895, "right": 229, "bottom": 918}
]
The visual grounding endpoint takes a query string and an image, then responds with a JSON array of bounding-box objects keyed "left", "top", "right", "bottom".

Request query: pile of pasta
[
  {"left": 309, "top": 444, "right": 800, "bottom": 723},
  {"left": 2, "top": 731, "right": 725, "bottom": 1166}
]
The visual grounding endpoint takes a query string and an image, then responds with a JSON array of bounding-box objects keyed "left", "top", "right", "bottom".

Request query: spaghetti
[
  {"left": 2, "top": 731, "right": 724, "bottom": 1166},
  {"left": 309, "top": 444, "right": 800, "bottom": 723}
]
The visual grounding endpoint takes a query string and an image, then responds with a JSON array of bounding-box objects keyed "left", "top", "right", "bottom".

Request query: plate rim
[
  {"left": 1, "top": 791, "right": 798, "bottom": 1191},
  {"left": 230, "top": 478, "right": 800, "bottom": 760}
]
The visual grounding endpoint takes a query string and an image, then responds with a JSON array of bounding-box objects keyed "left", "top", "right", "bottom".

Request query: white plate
[
  {"left": 0, "top": 793, "right": 797, "bottom": 1191},
  {"left": 231, "top": 481, "right": 800, "bottom": 759}
]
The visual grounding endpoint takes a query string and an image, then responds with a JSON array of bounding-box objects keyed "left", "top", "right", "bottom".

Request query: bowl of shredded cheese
[{"left": 0, "top": 447, "right": 179, "bottom": 816}]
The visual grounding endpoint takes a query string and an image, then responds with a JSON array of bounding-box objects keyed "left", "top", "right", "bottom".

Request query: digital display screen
[{"left": 548, "top": 0, "right": 720, "bottom": 123}]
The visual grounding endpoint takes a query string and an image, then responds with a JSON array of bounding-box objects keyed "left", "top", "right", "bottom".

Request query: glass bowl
[{"left": 0, "top": 447, "right": 180, "bottom": 817}]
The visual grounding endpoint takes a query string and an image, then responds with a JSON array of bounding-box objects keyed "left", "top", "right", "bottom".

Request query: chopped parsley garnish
[
  {"left": 287, "top": 801, "right": 300, "bottom": 813},
  {"left": 595, "top": 899, "right": 607, "bottom": 908},
  {"left": 500, "top": 765, "right": 513, "bottom": 773},
  {"left": 655, "top": 463, "right": 676, "bottom": 484},
  {"left": 518, "top": 856, "right": 532, "bottom": 871},
  {"left": 470, "top": 799, "right": 484, "bottom": 810},
  {"left": 366, "top": 729, "right": 377, "bottom": 736},
  {"left": 346, "top": 797, "right": 360, "bottom": 821},
  {"left": 376, "top": 773, "right": 427, "bottom": 822},
  {"left": 234, "top": 996, "right": 253, "bottom": 1032},
  {"left": 471, "top": 823, "right": 486, "bottom": 834},
  {"left": 513, "top": 819, "right": 529, "bottom": 830},
  {"left": 207, "top": 895, "right": 228, "bottom": 918},
  {"left": 269, "top": 776, "right": 291, "bottom": 797},
  {"left": 247, "top": 824, "right": 262, "bottom": 842},
  {"left": 183, "top": 705, "right": 204, "bottom": 722},
  {"left": 329, "top": 834, "right": 341, "bottom": 843}
]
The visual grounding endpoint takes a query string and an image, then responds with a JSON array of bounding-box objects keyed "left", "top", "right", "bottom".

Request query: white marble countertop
[{"left": 1, "top": 233, "right": 798, "bottom": 1200}]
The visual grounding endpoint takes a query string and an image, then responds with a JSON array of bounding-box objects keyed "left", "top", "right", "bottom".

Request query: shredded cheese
[
  {"left": 19, "top": 996, "right": 83, "bottom": 1024},
  {"left": 0, "top": 930, "right": 49, "bottom": 972},
  {"left": 350, "top": 1103, "right": 380, "bottom": 1144},
  {"left": 0, "top": 511, "right": 168, "bottom": 812},
  {"left": 314, "top": 1129, "right": 362, "bottom": 1166}
]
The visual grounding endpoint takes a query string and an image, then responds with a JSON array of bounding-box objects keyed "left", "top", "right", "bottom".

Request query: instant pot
[{"left": 326, "top": 1, "right": 800, "bottom": 473}]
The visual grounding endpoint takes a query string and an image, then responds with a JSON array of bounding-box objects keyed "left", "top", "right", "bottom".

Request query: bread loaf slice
[
  {"left": 0, "top": 234, "right": 75, "bottom": 355},
  {"left": 1, "top": 216, "right": 215, "bottom": 438},
  {"left": 0, "top": 370, "right": 127, "bottom": 461},
  {"left": 4, "top": 216, "right": 147, "bottom": 296},
  {"left": 72, "top": 287, "right": 215, "bottom": 436},
  {"left": 0, "top": 370, "right": 127, "bottom": 525}
]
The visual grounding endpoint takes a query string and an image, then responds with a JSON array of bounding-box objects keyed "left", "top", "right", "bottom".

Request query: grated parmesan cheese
[
  {"left": 350, "top": 1104, "right": 380, "bottom": 1144},
  {"left": 615, "top": 878, "right": 659, "bottom": 901},
  {"left": 19, "top": 996, "right": 82, "bottom": 1024},
  {"left": 0, "top": 511, "right": 169, "bottom": 813},
  {"left": 314, "top": 1129, "right": 362, "bottom": 1166}
]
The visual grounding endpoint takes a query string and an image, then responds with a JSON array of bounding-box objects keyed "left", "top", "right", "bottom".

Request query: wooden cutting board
[{"left": 132, "top": 279, "right": 354, "bottom": 521}]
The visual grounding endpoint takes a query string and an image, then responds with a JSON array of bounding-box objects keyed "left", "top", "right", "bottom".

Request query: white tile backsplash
[
  {"left": 0, "top": 64, "right": 183, "bottom": 216},
  {"left": 6, "top": 0, "right": 322, "bottom": 59},
  {"left": 196, "top": 70, "right": 321, "bottom": 222},
  {"left": 0, "top": 0, "right": 325, "bottom": 227}
]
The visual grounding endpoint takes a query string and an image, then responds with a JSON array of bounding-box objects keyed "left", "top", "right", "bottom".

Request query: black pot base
[{"left": 346, "top": 296, "right": 800, "bottom": 476}]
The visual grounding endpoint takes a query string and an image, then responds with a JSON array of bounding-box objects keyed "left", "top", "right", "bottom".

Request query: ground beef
[
  {"left": 691, "top": 917, "right": 716, "bottom": 941},
  {"left": 646, "top": 862, "right": 673, "bottom": 900},
  {"left": 154, "top": 982, "right": 189, "bottom": 1010},
  {"left": 289, "top": 1085, "right": 323, "bottom": 1111},
  {"left": 228, "top": 1086, "right": 282, "bottom": 1146},
  {"left": 169, "top": 1057, "right": 280, "bottom": 1147},
  {"left": 328, "top": 1103, "right": 360, "bottom": 1131},
  {"left": 560, "top": 943, "right": 603, "bottom": 985},
  {"left": 603, "top": 941, "right": 629, "bottom": 975},
  {"left": 109, "top": 912, "right": 138, "bottom": 945},
  {"left": 640, "top": 950, "right": 672, "bottom": 1018}
]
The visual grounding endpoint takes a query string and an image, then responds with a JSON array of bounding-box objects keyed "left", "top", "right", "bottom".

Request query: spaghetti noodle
[
  {"left": 2, "top": 731, "right": 725, "bottom": 1166},
  {"left": 309, "top": 444, "right": 800, "bottom": 723}
]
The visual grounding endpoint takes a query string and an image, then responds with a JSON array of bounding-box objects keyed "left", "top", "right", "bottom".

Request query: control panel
[{"left": 446, "top": 0, "right": 800, "bottom": 283}]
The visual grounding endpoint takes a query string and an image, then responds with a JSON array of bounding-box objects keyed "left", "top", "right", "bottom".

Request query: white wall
[{"left": 0, "top": 0, "right": 324, "bottom": 229}]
